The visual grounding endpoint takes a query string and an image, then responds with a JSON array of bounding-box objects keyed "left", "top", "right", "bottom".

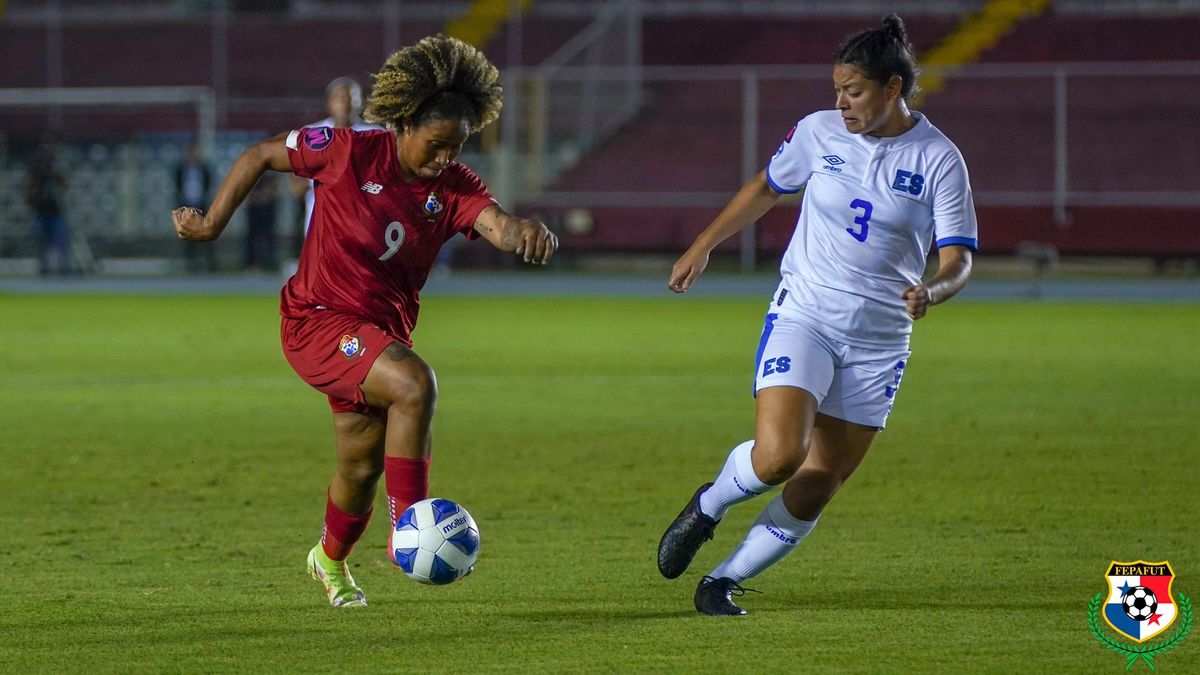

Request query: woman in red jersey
[{"left": 172, "top": 35, "right": 557, "bottom": 607}]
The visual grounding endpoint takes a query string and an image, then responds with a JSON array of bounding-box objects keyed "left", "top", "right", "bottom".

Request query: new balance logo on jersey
[
  {"left": 821, "top": 155, "right": 845, "bottom": 173},
  {"left": 361, "top": 181, "right": 383, "bottom": 194}
]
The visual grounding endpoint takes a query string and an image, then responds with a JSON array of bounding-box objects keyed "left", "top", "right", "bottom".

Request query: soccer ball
[
  {"left": 391, "top": 498, "right": 480, "bottom": 585},
  {"left": 1123, "top": 586, "right": 1158, "bottom": 621}
]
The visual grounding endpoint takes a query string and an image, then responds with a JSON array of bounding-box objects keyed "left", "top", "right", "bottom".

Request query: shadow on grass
[
  {"left": 774, "top": 585, "right": 1082, "bottom": 611},
  {"left": 504, "top": 607, "right": 695, "bottom": 623}
]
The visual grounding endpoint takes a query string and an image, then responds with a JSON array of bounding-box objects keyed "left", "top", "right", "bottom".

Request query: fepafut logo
[{"left": 1088, "top": 560, "right": 1192, "bottom": 670}]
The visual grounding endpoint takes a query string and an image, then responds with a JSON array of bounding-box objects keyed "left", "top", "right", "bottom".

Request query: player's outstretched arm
[
  {"left": 668, "top": 170, "right": 782, "bottom": 293},
  {"left": 473, "top": 205, "right": 558, "bottom": 265},
  {"left": 902, "top": 244, "right": 972, "bottom": 320},
  {"left": 171, "top": 133, "right": 292, "bottom": 241}
]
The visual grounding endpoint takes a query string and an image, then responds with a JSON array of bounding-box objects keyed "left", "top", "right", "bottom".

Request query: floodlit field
[{"left": 1, "top": 292, "right": 1197, "bottom": 673}]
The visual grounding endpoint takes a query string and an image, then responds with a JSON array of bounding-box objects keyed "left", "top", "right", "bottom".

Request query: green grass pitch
[{"left": 1, "top": 292, "right": 1197, "bottom": 673}]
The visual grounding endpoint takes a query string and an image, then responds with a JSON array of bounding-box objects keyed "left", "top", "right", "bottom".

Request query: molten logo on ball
[{"left": 391, "top": 498, "right": 480, "bottom": 585}]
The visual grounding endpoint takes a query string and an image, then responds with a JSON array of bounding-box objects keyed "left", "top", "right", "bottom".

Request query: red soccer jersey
[{"left": 282, "top": 127, "right": 496, "bottom": 342}]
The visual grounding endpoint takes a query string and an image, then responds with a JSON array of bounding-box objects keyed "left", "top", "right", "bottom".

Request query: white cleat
[{"left": 307, "top": 545, "right": 367, "bottom": 608}]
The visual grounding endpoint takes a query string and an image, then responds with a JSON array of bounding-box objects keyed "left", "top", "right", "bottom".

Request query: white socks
[
  {"left": 698, "top": 440, "right": 771, "bottom": 521},
  {"left": 710, "top": 493, "right": 817, "bottom": 583}
]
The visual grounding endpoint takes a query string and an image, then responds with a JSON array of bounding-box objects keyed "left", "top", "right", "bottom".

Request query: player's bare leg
[
  {"left": 698, "top": 412, "right": 877, "bottom": 616},
  {"left": 360, "top": 342, "right": 442, "bottom": 566},
  {"left": 330, "top": 412, "right": 386, "bottom": 515},
  {"left": 750, "top": 386, "right": 819, "bottom": 484},
  {"left": 781, "top": 413, "right": 877, "bottom": 521},
  {"left": 307, "top": 412, "right": 384, "bottom": 608},
  {"left": 690, "top": 385, "right": 819, "bottom": 615},
  {"left": 361, "top": 342, "right": 436, "bottom": 462}
]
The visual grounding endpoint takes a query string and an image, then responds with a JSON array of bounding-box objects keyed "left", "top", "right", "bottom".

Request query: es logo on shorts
[
  {"left": 338, "top": 334, "right": 363, "bottom": 358},
  {"left": 762, "top": 356, "right": 791, "bottom": 376},
  {"left": 884, "top": 360, "right": 905, "bottom": 399}
]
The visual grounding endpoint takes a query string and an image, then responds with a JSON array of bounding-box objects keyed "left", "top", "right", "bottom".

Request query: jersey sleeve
[
  {"left": 446, "top": 165, "right": 498, "bottom": 241},
  {"left": 931, "top": 150, "right": 979, "bottom": 251},
  {"left": 765, "top": 114, "right": 819, "bottom": 194},
  {"left": 285, "top": 127, "right": 352, "bottom": 185}
]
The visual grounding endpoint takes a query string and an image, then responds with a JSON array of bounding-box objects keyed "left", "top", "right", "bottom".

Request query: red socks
[
  {"left": 321, "top": 456, "right": 429, "bottom": 562},
  {"left": 385, "top": 456, "right": 430, "bottom": 528},
  {"left": 321, "top": 494, "right": 372, "bottom": 561}
]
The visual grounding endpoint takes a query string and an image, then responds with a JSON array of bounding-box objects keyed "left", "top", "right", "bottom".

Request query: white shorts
[{"left": 752, "top": 311, "right": 911, "bottom": 429}]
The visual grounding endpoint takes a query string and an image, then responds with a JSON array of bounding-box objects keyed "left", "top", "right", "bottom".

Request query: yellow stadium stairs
[
  {"left": 445, "top": 0, "right": 535, "bottom": 48},
  {"left": 914, "top": 0, "right": 1054, "bottom": 105}
]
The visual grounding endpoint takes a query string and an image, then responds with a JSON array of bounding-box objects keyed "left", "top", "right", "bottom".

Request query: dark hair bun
[
  {"left": 881, "top": 14, "right": 912, "bottom": 48},
  {"left": 834, "top": 14, "right": 921, "bottom": 99}
]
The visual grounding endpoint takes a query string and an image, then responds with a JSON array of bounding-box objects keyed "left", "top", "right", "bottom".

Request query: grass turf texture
[{"left": 1, "top": 293, "right": 1197, "bottom": 673}]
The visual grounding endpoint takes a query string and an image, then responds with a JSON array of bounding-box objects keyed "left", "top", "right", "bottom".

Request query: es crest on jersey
[
  {"left": 304, "top": 127, "right": 334, "bottom": 151},
  {"left": 424, "top": 192, "right": 445, "bottom": 217},
  {"left": 338, "top": 334, "right": 363, "bottom": 359}
]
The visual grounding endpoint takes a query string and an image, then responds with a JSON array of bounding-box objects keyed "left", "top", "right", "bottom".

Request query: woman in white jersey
[{"left": 656, "top": 14, "right": 977, "bottom": 616}]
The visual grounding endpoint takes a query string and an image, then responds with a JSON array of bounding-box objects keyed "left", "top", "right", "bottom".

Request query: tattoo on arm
[
  {"left": 384, "top": 342, "right": 415, "bottom": 362},
  {"left": 500, "top": 218, "right": 522, "bottom": 249}
]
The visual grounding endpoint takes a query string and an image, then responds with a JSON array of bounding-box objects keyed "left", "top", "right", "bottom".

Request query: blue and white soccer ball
[{"left": 391, "top": 498, "right": 480, "bottom": 585}]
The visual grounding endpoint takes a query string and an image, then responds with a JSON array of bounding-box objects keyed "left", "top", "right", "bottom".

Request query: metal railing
[
  {"left": 498, "top": 60, "right": 1200, "bottom": 267},
  {"left": 2, "top": 62, "right": 1197, "bottom": 267}
]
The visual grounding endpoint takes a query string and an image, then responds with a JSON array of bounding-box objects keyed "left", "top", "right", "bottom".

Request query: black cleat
[
  {"left": 657, "top": 482, "right": 720, "bottom": 579},
  {"left": 694, "top": 575, "right": 760, "bottom": 616}
]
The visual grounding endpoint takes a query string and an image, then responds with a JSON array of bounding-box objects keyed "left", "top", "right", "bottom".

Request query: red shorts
[{"left": 280, "top": 309, "right": 410, "bottom": 417}]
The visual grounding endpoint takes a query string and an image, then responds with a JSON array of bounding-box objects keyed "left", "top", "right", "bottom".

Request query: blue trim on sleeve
[
  {"left": 936, "top": 236, "right": 979, "bottom": 251},
  {"left": 765, "top": 165, "right": 802, "bottom": 194}
]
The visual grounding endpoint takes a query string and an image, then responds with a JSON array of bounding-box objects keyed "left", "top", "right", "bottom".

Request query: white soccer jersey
[{"left": 765, "top": 109, "right": 978, "bottom": 348}]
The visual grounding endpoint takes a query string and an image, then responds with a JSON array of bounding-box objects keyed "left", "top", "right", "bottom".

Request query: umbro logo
[
  {"left": 361, "top": 181, "right": 383, "bottom": 194},
  {"left": 822, "top": 155, "right": 845, "bottom": 165}
]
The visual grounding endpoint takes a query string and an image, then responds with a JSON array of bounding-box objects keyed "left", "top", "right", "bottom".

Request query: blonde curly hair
[{"left": 364, "top": 34, "right": 503, "bottom": 133}]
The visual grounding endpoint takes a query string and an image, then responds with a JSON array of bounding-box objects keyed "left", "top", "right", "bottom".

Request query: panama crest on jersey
[
  {"left": 338, "top": 334, "right": 363, "bottom": 359},
  {"left": 424, "top": 192, "right": 445, "bottom": 217},
  {"left": 1103, "top": 561, "right": 1178, "bottom": 642}
]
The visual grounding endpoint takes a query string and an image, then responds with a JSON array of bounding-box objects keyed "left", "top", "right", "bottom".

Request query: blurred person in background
[
  {"left": 175, "top": 143, "right": 216, "bottom": 273},
  {"left": 172, "top": 35, "right": 558, "bottom": 608},
  {"left": 284, "top": 77, "right": 384, "bottom": 275},
  {"left": 26, "top": 139, "right": 72, "bottom": 275},
  {"left": 243, "top": 174, "right": 279, "bottom": 272},
  {"left": 657, "top": 15, "right": 977, "bottom": 616}
]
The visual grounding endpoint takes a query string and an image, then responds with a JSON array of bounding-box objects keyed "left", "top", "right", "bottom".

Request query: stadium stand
[
  {"left": 527, "top": 11, "right": 1200, "bottom": 257},
  {"left": 1, "top": 3, "right": 1197, "bottom": 266}
]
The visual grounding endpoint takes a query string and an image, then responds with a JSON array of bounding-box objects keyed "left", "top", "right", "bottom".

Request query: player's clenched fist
[
  {"left": 901, "top": 284, "right": 933, "bottom": 320},
  {"left": 172, "top": 206, "right": 212, "bottom": 241},
  {"left": 514, "top": 220, "right": 558, "bottom": 265}
]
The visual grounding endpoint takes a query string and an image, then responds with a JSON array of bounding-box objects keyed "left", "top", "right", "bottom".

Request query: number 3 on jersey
[
  {"left": 379, "top": 221, "right": 405, "bottom": 261},
  {"left": 846, "top": 199, "right": 872, "bottom": 242}
]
